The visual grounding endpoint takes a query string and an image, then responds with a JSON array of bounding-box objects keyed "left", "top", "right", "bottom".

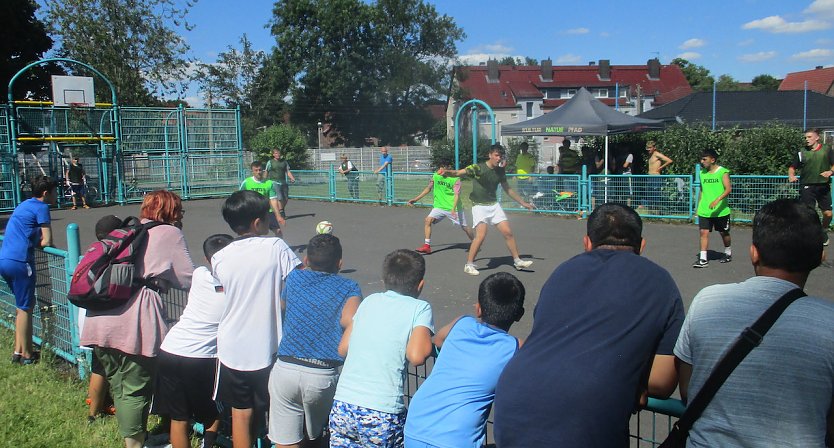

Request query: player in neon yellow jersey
[
  {"left": 240, "top": 160, "right": 285, "bottom": 236},
  {"left": 693, "top": 149, "right": 732, "bottom": 268},
  {"left": 407, "top": 161, "right": 474, "bottom": 254}
]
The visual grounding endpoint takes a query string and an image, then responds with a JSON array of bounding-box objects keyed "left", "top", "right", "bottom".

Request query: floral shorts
[{"left": 329, "top": 400, "right": 405, "bottom": 447}]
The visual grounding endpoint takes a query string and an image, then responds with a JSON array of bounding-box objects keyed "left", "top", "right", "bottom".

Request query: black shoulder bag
[{"left": 659, "top": 288, "right": 806, "bottom": 448}]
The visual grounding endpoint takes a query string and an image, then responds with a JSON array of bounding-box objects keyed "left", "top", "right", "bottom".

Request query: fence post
[
  {"left": 329, "top": 163, "right": 336, "bottom": 202},
  {"left": 387, "top": 170, "right": 394, "bottom": 206},
  {"left": 64, "top": 223, "right": 87, "bottom": 379},
  {"left": 580, "top": 165, "right": 588, "bottom": 217}
]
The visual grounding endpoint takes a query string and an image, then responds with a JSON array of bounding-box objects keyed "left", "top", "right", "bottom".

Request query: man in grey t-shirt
[{"left": 674, "top": 198, "right": 834, "bottom": 447}]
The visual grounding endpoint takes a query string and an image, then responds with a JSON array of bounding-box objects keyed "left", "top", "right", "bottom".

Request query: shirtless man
[{"left": 642, "top": 141, "right": 673, "bottom": 209}]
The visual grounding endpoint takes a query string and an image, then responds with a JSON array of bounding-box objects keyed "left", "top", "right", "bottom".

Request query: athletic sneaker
[
  {"left": 464, "top": 263, "right": 480, "bottom": 276},
  {"left": 416, "top": 244, "right": 431, "bottom": 254},
  {"left": 720, "top": 254, "right": 732, "bottom": 263},
  {"left": 692, "top": 258, "right": 709, "bottom": 268},
  {"left": 513, "top": 259, "right": 533, "bottom": 270},
  {"left": 824, "top": 234, "right": 830, "bottom": 247}
]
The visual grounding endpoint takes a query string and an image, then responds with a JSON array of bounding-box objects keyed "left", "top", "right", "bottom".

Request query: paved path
[{"left": 40, "top": 198, "right": 834, "bottom": 338}]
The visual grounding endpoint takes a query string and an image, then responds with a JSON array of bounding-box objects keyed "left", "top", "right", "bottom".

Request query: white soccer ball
[{"left": 316, "top": 220, "right": 333, "bottom": 234}]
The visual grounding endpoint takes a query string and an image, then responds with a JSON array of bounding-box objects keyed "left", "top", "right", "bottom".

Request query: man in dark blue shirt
[{"left": 493, "top": 203, "right": 684, "bottom": 447}]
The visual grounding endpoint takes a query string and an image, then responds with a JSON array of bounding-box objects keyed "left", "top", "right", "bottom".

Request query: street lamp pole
[{"left": 317, "top": 121, "right": 322, "bottom": 149}]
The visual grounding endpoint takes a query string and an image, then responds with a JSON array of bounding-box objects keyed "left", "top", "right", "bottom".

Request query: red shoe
[{"left": 416, "top": 244, "right": 431, "bottom": 254}]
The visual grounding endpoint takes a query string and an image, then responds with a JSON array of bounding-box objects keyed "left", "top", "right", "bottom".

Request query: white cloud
[
  {"left": 738, "top": 51, "right": 777, "bottom": 62},
  {"left": 679, "top": 38, "right": 706, "bottom": 49},
  {"left": 676, "top": 51, "right": 702, "bottom": 60},
  {"left": 804, "top": 0, "right": 834, "bottom": 19},
  {"left": 457, "top": 42, "right": 515, "bottom": 65},
  {"left": 564, "top": 27, "right": 589, "bottom": 35},
  {"left": 556, "top": 53, "right": 582, "bottom": 64},
  {"left": 184, "top": 95, "right": 205, "bottom": 108},
  {"left": 599, "top": 31, "right": 610, "bottom": 38},
  {"left": 791, "top": 48, "right": 834, "bottom": 59},
  {"left": 742, "top": 15, "right": 830, "bottom": 33},
  {"left": 737, "top": 38, "right": 755, "bottom": 46}
]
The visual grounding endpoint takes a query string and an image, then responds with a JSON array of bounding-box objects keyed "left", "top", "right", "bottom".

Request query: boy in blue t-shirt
[
  {"left": 268, "top": 233, "right": 362, "bottom": 447},
  {"left": 404, "top": 272, "right": 525, "bottom": 448},
  {"left": 329, "top": 249, "right": 434, "bottom": 447}
]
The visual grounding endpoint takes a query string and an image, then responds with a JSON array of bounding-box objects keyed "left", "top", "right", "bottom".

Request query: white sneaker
[
  {"left": 464, "top": 263, "right": 480, "bottom": 275},
  {"left": 513, "top": 259, "right": 533, "bottom": 270}
]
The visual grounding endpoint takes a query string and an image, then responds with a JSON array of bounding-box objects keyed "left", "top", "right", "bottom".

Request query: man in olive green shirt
[
  {"left": 439, "top": 144, "right": 534, "bottom": 275},
  {"left": 693, "top": 149, "right": 732, "bottom": 268},
  {"left": 788, "top": 128, "right": 834, "bottom": 246}
]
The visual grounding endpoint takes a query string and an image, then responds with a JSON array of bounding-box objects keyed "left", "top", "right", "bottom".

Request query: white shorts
[
  {"left": 268, "top": 358, "right": 340, "bottom": 444},
  {"left": 427, "top": 208, "right": 468, "bottom": 227},
  {"left": 471, "top": 203, "right": 508, "bottom": 227}
]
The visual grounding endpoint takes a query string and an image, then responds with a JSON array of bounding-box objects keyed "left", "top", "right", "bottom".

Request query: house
[
  {"left": 779, "top": 66, "right": 834, "bottom": 96},
  {"left": 446, "top": 58, "right": 693, "bottom": 147},
  {"left": 638, "top": 90, "right": 834, "bottom": 130}
]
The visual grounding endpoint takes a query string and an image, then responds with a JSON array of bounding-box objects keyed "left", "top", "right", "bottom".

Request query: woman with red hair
[{"left": 81, "top": 190, "right": 194, "bottom": 448}]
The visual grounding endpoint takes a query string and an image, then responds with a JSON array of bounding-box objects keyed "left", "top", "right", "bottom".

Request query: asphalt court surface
[{"left": 39, "top": 197, "right": 834, "bottom": 338}]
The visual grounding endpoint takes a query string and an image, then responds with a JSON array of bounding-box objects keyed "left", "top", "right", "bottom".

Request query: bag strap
[{"left": 674, "top": 287, "right": 806, "bottom": 432}]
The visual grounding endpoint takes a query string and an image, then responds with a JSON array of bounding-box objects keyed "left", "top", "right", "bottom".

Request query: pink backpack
[{"left": 68, "top": 217, "right": 167, "bottom": 310}]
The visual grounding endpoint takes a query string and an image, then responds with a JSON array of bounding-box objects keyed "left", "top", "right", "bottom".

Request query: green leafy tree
[
  {"left": 672, "top": 58, "right": 713, "bottom": 92},
  {"left": 249, "top": 124, "right": 311, "bottom": 169},
  {"left": 44, "top": 0, "right": 194, "bottom": 105},
  {"left": 0, "top": 0, "right": 58, "bottom": 100},
  {"left": 266, "top": 0, "right": 464, "bottom": 146},
  {"left": 751, "top": 74, "right": 781, "bottom": 91},
  {"left": 715, "top": 74, "right": 744, "bottom": 91}
]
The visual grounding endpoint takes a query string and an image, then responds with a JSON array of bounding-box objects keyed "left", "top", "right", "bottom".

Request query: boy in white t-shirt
[
  {"left": 212, "top": 190, "right": 301, "bottom": 448},
  {"left": 152, "top": 233, "right": 233, "bottom": 448},
  {"left": 329, "top": 249, "right": 434, "bottom": 447}
]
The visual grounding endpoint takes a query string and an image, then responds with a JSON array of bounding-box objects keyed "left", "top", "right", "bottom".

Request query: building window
[
  {"left": 526, "top": 102, "right": 533, "bottom": 118},
  {"left": 594, "top": 88, "right": 609, "bottom": 98},
  {"left": 478, "top": 112, "right": 492, "bottom": 124},
  {"left": 561, "top": 88, "right": 576, "bottom": 99}
]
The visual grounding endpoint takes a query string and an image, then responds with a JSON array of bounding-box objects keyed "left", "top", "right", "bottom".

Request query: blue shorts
[
  {"left": 329, "top": 400, "right": 405, "bottom": 447},
  {"left": 0, "top": 259, "right": 36, "bottom": 310}
]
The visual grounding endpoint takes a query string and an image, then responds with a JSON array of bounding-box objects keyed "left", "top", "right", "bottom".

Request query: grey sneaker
[
  {"left": 464, "top": 263, "right": 480, "bottom": 276},
  {"left": 719, "top": 254, "right": 732, "bottom": 263},
  {"left": 824, "top": 234, "right": 830, "bottom": 247},
  {"left": 693, "top": 258, "right": 709, "bottom": 268},
  {"left": 513, "top": 259, "right": 533, "bottom": 270}
]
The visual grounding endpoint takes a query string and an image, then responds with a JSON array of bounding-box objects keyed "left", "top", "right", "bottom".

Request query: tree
[
  {"left": 44, "top": 0, "right": 194, "bottom": 106},
  {"left": 751, "top": 74, "right": 781, "bottom": 91},
  {"left": 715, "top": 74, "right": 744, "bottom": 91},
  {"left": 249, "top": 124, "right": 311, "bottom": 169},
  {"left": 266, "top": 0, "right": 465, "bottom": 146},
  {"left": 672, "top": 58, "right": 713, "bottom": 92},
  {"left": 0, "top": 0, "right": 57, "bottom": 100}
]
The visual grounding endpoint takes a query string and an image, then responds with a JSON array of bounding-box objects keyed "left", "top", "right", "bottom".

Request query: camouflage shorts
[{"left": 329, "top": 399, "right": 405, "bottom": 447}]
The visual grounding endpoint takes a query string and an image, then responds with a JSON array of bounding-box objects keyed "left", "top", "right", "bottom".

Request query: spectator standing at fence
[
  {"left": 407, "top": 160, "right": 474, "bottom": 255},
  {"left": 81, "top": 190, "right": 195, "bottom": 448},
  {"left": 374, "top": 146, "right": 393, "bottom": 204},
  {"left": 0, "top": 175, "right": 56, "bottom": 365},
  {"left": 514, "top": 142, "right": 537, "bottom": 200},
  {"left": 642, "top": 141, "right": 673, "bottom": 210},
  {"left": 266, "top": 148, "right": 296, "bottom": 219},
  {"left": 213, "top": 190, "right": 301, "bottom": 448},
  {"left": 268, "top": 234, "right": 361, "bottom": 448},
  {"left": 693, "top": 149, "right": 732, "bottom": 268},
  {"left": 337, "top": 154, "right": 360, "bottom": 199},
  {"left": 241, "top": 160, "right": 285, "bottom": 237},
  {"left": 438, "top": 144, "right": 534, "bottom": 276},
  {"left": 557, "top": 139, "right": 581, "bottom": 175},
  {"left": 153, "top": 234, "right": 233, "bottom": 448},
  {"left": 788, "top": 128, "right": 834, "bottom": 246},
  {"left": 493, "top": 203, "right": 684, "bottom": 447},
  {"left": 675, "top": 199, "right": 834, "bottom": 446},
  {"left": 65, "top": 156, "right": 90, "bottom": 209},
  {"left": 404, "top": 272, "right": 525, "bottom": 448},
  {"left": 329, "top": 249, "right": 434, "bottom": 447}
]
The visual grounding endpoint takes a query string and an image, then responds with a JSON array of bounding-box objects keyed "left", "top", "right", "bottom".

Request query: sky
[{"left": 65, "top": 0, "right": 834, "bottom": 106}]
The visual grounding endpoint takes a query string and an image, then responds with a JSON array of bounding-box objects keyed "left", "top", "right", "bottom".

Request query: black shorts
[
  {"left": 152, "top": 351, "right": 219, "bottom": 422},
  {"left": 698, "top": 215, "right": 731, "bottom": 232},
  {"left": 91, "top": 350, "right": 106, "bottom": 377},
  {"left": 800, "top": 184, "right": 832, "bottom": 212},
  {"left": 215, "top": 362, "right": 271, "bottom": 411},
  {"left": 268, "top": 213, "right": 280, "bottom": 230}
]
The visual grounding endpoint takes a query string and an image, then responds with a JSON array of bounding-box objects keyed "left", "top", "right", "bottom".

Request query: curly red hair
[{"left": 140, "top": 190, "right": 183, "bottom": 224}]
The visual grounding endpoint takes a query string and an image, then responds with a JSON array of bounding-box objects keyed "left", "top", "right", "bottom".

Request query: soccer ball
[{"left": 315, "top": 220, "right": 333, "bottom": 234}]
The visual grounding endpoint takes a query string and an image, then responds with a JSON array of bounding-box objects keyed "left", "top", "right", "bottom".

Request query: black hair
[
  {"left": 31, "top": 175, "right": 57, "bottom": 198},
  {"left": 488, "top": 143, "right": 505, "bottom": 156},
  {"left": 546, "top": 165, "right": 555, "bottom": 174},
  {"left": 478, "top": 272, "right": 525, "bottom": 330},
  {"left": 95, "top": 215, "right": 122, "bottom": 240},
  {"left": 382, "top": 249, "right": 425, "bottom": 296},
  {"left": 222, "top": 190, "right": 270, "bottom": 235},
  {"left": 307, "top": 234, "right": 342, "bottom": 273},
  {"left": 701, "top": 149, "right": 718, "bottom": 160},
  {"left": 804, "top": 128, "right": 821, "bottom": 136},
  {"left": 587, "top": 203, "right": 643, "bottom": 252},
  {"left": 753, "top": 199, "right": 823, "bottom": 273},
  {"left": 203, "top": 233, "right": 234, "bottom": 261},
  {"left": 251, "top": 160, "right": 263, "bottom": 169}
]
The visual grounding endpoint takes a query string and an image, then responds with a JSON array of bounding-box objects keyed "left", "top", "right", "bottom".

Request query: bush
[
  {"left": 430, "top": 136, "right": 494, "bottom": 169},
  {"left": 248, "top": 124, "right": 311, "bottom": 169}
]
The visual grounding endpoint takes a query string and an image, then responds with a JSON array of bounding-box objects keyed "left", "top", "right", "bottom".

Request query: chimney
[
  {"left": 541, "top": 59, "right": 553, "bottom": 82},
  {"left": 598, "top": 59, "right": 611, "bottom": 80},
  {"left": 589, "top": 61, "right": 596, "bottom": 66},
  {"left": 647, "top": 58, "right": 660, "bottom": 79},
  {"left": 487, "top": 59, "right": 499, "bottom": 83},
  {"left": 817, "top": 66, "right": 824, "bottom": 70}
]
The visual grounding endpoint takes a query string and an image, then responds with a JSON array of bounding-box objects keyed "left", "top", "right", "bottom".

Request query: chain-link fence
[{"left": 307, "top": 146, "right": 433, "bottom": 172}]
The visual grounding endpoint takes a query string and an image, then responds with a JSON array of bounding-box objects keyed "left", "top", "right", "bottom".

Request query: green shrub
[{"left": 248, "top": 124, "right": 311, "bottom": 169}]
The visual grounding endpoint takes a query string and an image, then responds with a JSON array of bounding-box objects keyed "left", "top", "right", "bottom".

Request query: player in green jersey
[
  {"left": 406, "top": 161, "right": 474, "bottom": 254},
  {"left": 693, "top": 149, "right": 732, "bottom": 268},
  {"left": 240, "top": 160, "right": 285, "bottom": 236}
]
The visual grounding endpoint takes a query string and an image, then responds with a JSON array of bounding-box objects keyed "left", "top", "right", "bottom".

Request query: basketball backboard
[{"left": 51, "top": 75, "right": 95, "bottom": 107}]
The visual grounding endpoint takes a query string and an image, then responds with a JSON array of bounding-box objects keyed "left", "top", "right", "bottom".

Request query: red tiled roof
[
  {"left": 455, "top": 63, "right": 692, "bottom": 109},
  {"left": 779, "top": 66, "right": 834, "bottom": 94}
]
